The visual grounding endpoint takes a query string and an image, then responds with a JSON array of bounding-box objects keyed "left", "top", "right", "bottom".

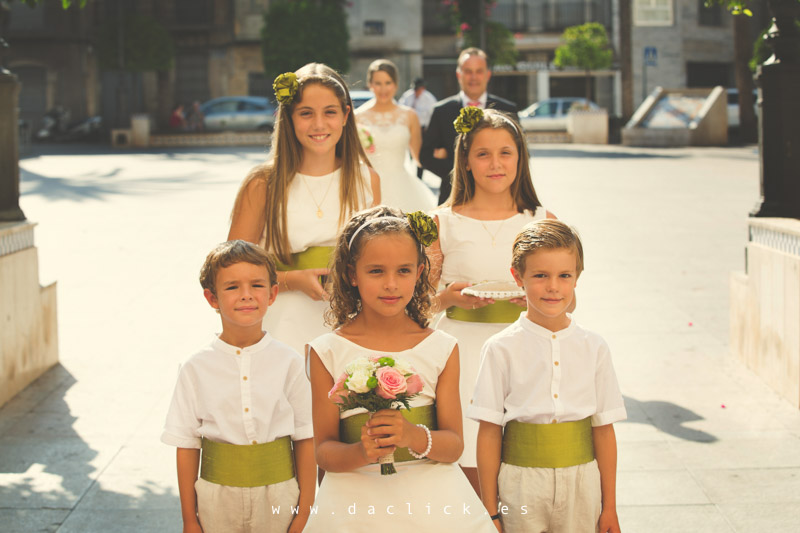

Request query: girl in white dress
[
  {"left": 356, "top": 59, "right": 437, "bottom": 212},
  {"left": 229, "top": 63, "right": 381, "bottom": 355},
  {"left": 428, "top": 108, "right": 557, "bottom": 493},
  {"left": 305, "top": 206, "right": 495, "bottom": 532}
]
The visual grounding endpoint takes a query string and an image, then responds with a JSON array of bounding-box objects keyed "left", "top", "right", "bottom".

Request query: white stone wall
[
  {"left": 0, "top": 222, "right": 59, "bottom": 408},
  {"left": 731, "top": 218, "right": 800, "bottom": 409}
]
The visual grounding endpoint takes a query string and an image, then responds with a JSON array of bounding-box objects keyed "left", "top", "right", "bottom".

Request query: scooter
[{"left": 35, "top": 108, "right": 103, "bottom": 142}]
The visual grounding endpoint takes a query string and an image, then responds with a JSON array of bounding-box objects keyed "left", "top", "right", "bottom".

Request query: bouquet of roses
[
  {"left": 358, "top": 126, "right": 376, "bottom": 154},
  {"left": 328, "top": 355, "right": 424, "bottom": 474}
]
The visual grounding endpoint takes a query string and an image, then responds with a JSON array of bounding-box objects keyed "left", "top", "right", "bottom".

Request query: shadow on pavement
[
  {"left": 528, "top": 148, "right": 686, "bottom": 160},
  {"left": 622, "top": 396, "right": 718, "bottom": 443},
  {"left": 20, "top": 143, "right": 269, "bottom": 161},
  {"left": 19, "top": 166, "right": 232, "bottom": 202},
  {"left": 0, "top": 365, "right": 178, "bottom": 532}
]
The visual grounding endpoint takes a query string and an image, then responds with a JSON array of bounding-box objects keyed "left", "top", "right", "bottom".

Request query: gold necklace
[
  {"left": 301, "top": 174, "right": 335, "bottom": 218},
  {"left": 479, "top": 218, "right": 507, "bottom": 248}
]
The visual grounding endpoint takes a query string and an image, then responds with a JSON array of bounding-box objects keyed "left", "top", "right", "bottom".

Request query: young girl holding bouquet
[
  {"left": 304, "top": 206, "right": 495, "bottom": 532},
  {"left": 229, "top": 63, "right": 381, "bottom": 355},
  {"left": 428, "top": 107, "right": 556, "bottom": 492}
]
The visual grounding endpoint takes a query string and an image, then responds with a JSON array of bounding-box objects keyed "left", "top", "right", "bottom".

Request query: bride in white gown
[{"left": 356, "top": 59, "right": 437, "bottom": 212}]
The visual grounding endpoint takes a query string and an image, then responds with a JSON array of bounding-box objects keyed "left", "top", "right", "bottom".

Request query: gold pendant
[
  {"left": 492, "top": 239, "right": 496, "bottom": 247},
  {"left": 317, "top": 209, "right": 323, "bottom": 218}
]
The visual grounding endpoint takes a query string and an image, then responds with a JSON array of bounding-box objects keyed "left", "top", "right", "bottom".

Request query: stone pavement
[{"left": 2, "top": 143, "right": 798, "bottom": 532}]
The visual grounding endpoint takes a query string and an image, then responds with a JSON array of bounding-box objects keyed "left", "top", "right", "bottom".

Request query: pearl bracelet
[{"left": 408, "top": 424, "right": 432, "bottom": 459}]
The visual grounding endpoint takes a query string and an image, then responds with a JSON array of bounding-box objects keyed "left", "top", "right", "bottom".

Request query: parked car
[
  {"left": 726, "top": 88, "right": 758, "bottom": 129},
  {"left": 349, "top": 90, "right": 374, "bottom": 110},
  {"left": 200, "top": 96, "right": 276, "bottom": 132},
  {"left": 518, "top": 97, "right": 600, "bottom": 131}
]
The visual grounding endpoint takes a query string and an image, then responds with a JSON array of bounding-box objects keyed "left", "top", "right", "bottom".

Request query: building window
[
  {"left": 364, "top": 20, "right": 385, "bottom": 36},
  {"left": 634, "top": 0, "right": 673, "bottom": 26},
  {"left": 248, "top": 72, "right": 270, "bottom": 98},
  {"left": 698, "top": 0, "right": 723, "bottom": 26}
]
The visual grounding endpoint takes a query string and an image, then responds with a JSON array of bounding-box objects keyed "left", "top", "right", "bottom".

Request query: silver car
[
  {"left": 519, "top": 97, "right": 600, "bottom": 131},
  {"left": 200, "top": 96, "right": 276, "bottom": 132}
]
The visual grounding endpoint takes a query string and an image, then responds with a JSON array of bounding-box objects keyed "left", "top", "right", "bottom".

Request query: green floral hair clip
[
  {"left": 406, "top": 211, "right": 438, "bottom": 247},
  {"left": 454, "top": 106, "right": 484, "bottom": 135},
  {"left": 273, "top": 72, "right": 299, "bottom": 105}
]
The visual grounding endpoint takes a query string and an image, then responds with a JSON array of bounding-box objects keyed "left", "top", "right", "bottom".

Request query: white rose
[
  {"left": 347, "top": 369, "right": 372, "bottom": 393},
  {"left": 393, "top": 357, "right": 414, "bottom": 376},
  {"left": 345, "top": 357, "right": 375, "bottom": 375}
]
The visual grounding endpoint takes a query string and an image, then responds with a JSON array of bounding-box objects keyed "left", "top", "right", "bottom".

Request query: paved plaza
[{"left": 2, "top": 142, "right": 799, "bottom": 532}]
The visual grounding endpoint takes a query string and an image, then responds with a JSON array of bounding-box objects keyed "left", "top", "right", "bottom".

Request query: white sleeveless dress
[
  {"left": 304, "top": 330, "right": 496, "bottom": 532},
  {"left": 262, "top": 163, "right": 373, "bottom": 355},
  {"left": 356, "top": 106, "right": 436, "bottom": 213},
  {"left": 433, "top": 206, "right": 547, "bottom": 468}
]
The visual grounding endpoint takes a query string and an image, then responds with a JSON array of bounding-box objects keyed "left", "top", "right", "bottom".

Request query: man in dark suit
[{"left": 420, "top": 47, "right": 518, "bottom": 205}]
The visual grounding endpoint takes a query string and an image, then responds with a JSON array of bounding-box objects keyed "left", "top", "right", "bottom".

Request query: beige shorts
[
  {"left": 498, "top": 459, "right": 601, "bottom": 533},
  {"left": 195, "top": 476, "right": 300, "bottom": 533}
]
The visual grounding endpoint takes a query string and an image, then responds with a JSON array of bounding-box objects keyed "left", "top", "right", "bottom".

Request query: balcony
[{"left": 491, "top": 0, "right": 612, "bottom": 34}]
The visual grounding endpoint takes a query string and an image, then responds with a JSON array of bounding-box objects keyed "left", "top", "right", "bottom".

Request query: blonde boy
[
  {"left": 468, "top": 220, "right": 626, "bottom": 533},
  {"left": 161, "top": 240, "right": 315, "bottom": 533}
]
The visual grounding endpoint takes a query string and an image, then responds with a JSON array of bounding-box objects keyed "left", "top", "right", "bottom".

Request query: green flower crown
[
  {"left": 406, "top": 211, "right": 438, "bottom": 247},
  {"left": 273, "top": 72, "right": 299, "bottom": 105},
  {"left": 454, "top": 106, "right": 484, "bottom": 135}
]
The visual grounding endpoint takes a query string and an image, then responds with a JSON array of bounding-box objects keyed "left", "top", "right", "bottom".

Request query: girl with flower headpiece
[
  {"left": 304, "top": 206, "right": 495, "bottom": 532},
  {"left": 428, "top": 107, "right": 557, "bottom": 495},
  {"left": 229, "top": 63, "right": 381, "bottom": 355}
]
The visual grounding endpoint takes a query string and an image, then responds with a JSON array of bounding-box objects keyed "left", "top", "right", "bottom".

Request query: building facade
[{"left": 5, "top": 0, "right": 739, "bottom": 131}]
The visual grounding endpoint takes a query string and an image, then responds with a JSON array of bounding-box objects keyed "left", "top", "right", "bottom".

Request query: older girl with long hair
[{"left": 229, "top": 63, "right": 381, "bottom": 354}]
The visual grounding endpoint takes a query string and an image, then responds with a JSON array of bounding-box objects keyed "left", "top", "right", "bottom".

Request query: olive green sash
[
  {"left": 502, "top": 418, "right": 594, "bottom": 468},
  {"left": 200, "top": 436, "right": 295, "bottom": 487},
  {"left": 275, "top": 246, "right": 334, "bottom": 271},
  {"left": 446, "top": 301, "right": 522, "bottom": 324},
  {"left": 339, "top": 404, "right": 437, "bottom": 463}
]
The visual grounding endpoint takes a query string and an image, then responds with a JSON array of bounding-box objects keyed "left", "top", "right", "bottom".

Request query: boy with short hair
[
  {"left": 468, "top": 220, "right": 626, "bottom": 533},
  {"left": 162, "top": 240, "right": 315, "bottom": 533}
]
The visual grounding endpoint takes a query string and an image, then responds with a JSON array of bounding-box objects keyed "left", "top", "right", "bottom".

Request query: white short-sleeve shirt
[
  {"left": 161, "top": 333, "right": 313, "bottom": 448},
  {"left": 467, "top": 316, "right": 627, "bottom": 427}
]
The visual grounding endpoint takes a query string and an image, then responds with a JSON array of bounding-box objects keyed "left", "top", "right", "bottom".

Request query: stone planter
[{"left": 567, "top": 108, "right": 608, "bottom": 144}]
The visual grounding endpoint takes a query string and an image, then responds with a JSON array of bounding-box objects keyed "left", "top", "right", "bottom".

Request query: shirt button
[
  {"left": 553, "top": 393, "right": 558, "bottom": 399},
  {"left": 554, "top": 361, "right": 559, "bottom": 366},
  {"left": 236, "top": 349, "right": 241, "bottom": 355},
  {"left": 244, "top": 407, "right": 249, "bottom": 413},
  {"left": 552, "top": 334, "right": 556, "bottom": 339},
  {"left": 551, "top": 419, "right": 557, "bottom": 424},
  {"left": 243, "top": 376, "right": 248, "bottom": 381},
  {"left": 252, "top": 440, "right": 257, "bottom": 445}
]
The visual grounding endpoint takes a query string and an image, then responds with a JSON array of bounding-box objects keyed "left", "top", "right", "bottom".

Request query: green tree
[
  {"left": 553, "top": 22, "right": 613, "bottom": 103},
  {"left": 95, "top": 14, "right": 173, "bottom": 72},
  {"left": 262, "top": 0, "right": 349, "bottom": 82}
]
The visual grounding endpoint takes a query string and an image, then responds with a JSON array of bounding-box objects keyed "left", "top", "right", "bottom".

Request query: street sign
[{"left": 644, "top": 46, "right": 658, "bottom": 67}]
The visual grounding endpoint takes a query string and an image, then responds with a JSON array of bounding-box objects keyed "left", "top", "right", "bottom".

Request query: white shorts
[
  {"left": 195, "top": 476, "right": 300, "bottom": 533},
  {"left": 498, "top": 460, "right": 601, "bottom": 533}
]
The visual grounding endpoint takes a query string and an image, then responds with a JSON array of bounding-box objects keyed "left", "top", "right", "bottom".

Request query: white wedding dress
[{"left": 356, "top": 106, "right": 437, "bottom": 213}]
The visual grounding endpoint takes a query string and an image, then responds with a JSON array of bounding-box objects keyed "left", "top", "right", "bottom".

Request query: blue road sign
[{"left": 644, "top": 46, "right": 657, "bottom": 67}]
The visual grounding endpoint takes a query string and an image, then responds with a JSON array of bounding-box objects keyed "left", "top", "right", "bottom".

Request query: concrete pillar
[
  {"left": 537, "top": 70, "right": 550, "bottom": 102},
  {"left": 0, "top": 69, "right": 25, "bottom": 222}
]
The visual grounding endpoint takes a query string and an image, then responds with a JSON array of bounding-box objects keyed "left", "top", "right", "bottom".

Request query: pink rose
[
  {"left": 328, "top": 372, "right": 349, "bottom": 404},
  {"left": 406, "top": 374, "right": 424, "bottom": 396},
  {"left": 375, "top": 366, "right": 408, "bottom": 399}
]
